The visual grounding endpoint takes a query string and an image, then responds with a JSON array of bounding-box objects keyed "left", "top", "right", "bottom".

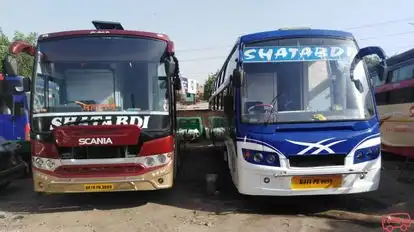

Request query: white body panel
[{"left": 225, "top": 136, "right": 381, "bottom": 196}]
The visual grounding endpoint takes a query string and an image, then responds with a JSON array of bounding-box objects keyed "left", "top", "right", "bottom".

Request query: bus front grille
[
  {"left": 288, "top": 154, "right": 346, "bottom": 167},
  {"left": 58, "top": 145, "right": 141, "bottom": 159}
]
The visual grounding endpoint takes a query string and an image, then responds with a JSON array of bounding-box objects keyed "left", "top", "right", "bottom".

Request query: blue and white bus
[{"left": 209, "top": 28, "right": 387, "bottom": 196}]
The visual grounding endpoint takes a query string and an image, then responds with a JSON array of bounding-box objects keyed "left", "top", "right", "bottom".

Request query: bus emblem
[{"left": 285, "top": 138, "right": 346, "bottom": 154}]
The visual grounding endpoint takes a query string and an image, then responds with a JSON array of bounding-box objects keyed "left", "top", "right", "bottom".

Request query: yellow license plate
[
  {"left": 291, "top": 175, "right": 342, "bottom": 189},
  {"left": 84, "top": 184, "right": 114, "bottom": 191}
]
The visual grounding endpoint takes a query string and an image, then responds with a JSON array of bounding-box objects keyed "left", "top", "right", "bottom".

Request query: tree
[
  {"left": 203, "top": 70, "right": 219, "bottom": 101},
  {"left": 0, "top": 28, "right": 37, "bottom": 77},
  {"left": 0, "top": 29, "right": 10, "bottom": 74}
]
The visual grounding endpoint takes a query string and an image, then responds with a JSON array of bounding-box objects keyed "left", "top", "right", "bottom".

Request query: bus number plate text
[
  {"left": 291, "top": 175, "right": 342, "bottom": 189},
  {"left": 84, "top": 184, "right": 114, "bottom": 191}
]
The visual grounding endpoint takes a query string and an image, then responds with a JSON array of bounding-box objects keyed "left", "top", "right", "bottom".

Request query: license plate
[
  {"left": 84, "top": 184, "right": 114, "bottom": 191},
  {"left": 291, "top": 175, "right": 342, "bottom": 189}
]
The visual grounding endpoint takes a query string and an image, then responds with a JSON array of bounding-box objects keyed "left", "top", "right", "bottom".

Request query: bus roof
[
  {"left": 386, "top": 48, "right": 414, "bottom": 67},
  {"left": 38, "top": 30, "right": 172, "bottom": 43},
  {"left": 239, "top": 29, "right": 354, "bottom": 44}
]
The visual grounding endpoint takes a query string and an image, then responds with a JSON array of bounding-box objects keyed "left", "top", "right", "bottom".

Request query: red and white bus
[
  {"left": 10, "top": 21, "right": 183, "bottom": 193},
  {"left": 374, "top": 48, "right": 414, "bottom": 158}
]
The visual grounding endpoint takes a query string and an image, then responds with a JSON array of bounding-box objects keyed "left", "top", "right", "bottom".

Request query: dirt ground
[{"left": 1, "top": 146, "right": 414, "bottom": 232}]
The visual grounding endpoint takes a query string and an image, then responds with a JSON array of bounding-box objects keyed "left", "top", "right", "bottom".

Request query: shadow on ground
[{"left": 0, "top": 144, "right": 412, "bottom": 230}]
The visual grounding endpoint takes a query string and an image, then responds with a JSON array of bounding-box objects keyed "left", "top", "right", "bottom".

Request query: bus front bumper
[
  {"left": 236, "top": 156, "right": 381, "bottom": 196},
  {"left": 32, "top": 161, "right": 174, "bottom": 193}
]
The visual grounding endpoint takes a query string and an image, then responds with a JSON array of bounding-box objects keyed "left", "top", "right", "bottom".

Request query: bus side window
[
  {"left": 396, "top": 63, "right": 414, "bottom": 81},
  {"left": 388, "top": 64, "right": 414, "bottom": 105}
]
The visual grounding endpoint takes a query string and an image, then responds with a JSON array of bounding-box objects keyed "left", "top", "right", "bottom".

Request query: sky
[{"left": 1, "top": 0, "right": 414, "bottom": 84}]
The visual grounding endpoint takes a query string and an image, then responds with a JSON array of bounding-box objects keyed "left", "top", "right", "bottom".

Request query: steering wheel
[{"left": 247, "top": 104, "right": 273, "bottom": 114}]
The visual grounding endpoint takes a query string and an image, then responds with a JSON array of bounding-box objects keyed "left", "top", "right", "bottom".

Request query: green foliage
[
  {"left": 0, "top": 28, "right": 37, "bottom": 77},
  {"left": 0, "top": 29, "right": 10, "bottom": 74},
  {"left": 203, "top": 70, "right": 219, "bottom": 101}
]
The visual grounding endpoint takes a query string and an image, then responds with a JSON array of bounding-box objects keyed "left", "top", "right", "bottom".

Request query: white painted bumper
[{"left": 234, "top": 139, "right": 381, "bottom": 196}]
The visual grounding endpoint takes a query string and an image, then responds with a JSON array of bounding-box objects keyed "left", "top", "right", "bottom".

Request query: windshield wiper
[
  {"left": 63, "top": 119, "right": 108, "bottom": 126},
  {"left": 265, "top": 93, "right": 280, "bottom": 126}
]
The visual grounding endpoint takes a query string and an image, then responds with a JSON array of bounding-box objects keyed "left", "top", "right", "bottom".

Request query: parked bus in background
[
  {"left": 374, "top": 48, "right": 414, "bottom": 159},
  {"left": 209, "top": 28, "right": 387, "bottom": 196},
  {"left": 9, "top": 20, "right": 182, "bottom": 194},
  {"left": 0, "top": 59, "right": 60, "bottom": 173},
  {"left": 0, "top": 57, "right": 31, "bottom": 173}
]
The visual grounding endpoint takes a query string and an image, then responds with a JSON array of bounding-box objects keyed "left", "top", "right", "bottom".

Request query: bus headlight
[
  {"left": 35, "top": 158, "right": 43, "bottom": 167},
  {"left": 157, "top": 154, "right": 167, "bottom": 164},
  {"left": 253, "top": 153, "right": 263, "bottom": 162},
  {"left": 46, "top": 159, "right": 55, "bottom": 169},
  {"left": 266, "top": 154, "right": 276, "bottom": 164},
  {"left": 242, "top": 149, "right": 280, "bottom": 167},
  {"left": 145, "top": 157, "right": 155, "bottom": 166},
  {"left": 353, "top": 145, "right": 380, "bottom": 164}
]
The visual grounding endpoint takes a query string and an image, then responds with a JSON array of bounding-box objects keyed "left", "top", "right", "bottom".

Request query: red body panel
[
  {"left": 38, "top": 30, "right": 175, "bottom": 53},
  {"left": 39, "top": 30, "right": 170, "bottom": 41},
  {"left": 382, "top": 144, "right": 414, "bottom": 159},
  {"left": 375, "top": 78, "right": 414, "bottom": 93},
  {"left": 140, "top": 135, "right": 174, "bottom": 156}
]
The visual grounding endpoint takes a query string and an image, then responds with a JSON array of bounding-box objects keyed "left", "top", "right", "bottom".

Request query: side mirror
[
  {"left": 350, "top": 46, "right": 387, "bottom": 92},
  {"left": 223, "top": 95, "right": 234, "bottom": 116},
  {"left": 164, "top": 56, "right": 176, "bottom": 77},
  {"left": 232, "top": 69, "right": 242, "bottom": 87},
  {"left": 376, "top": 64, "right": 386, "bottom": 82}
]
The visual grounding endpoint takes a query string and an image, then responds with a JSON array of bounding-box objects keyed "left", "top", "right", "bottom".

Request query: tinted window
[
  {"left": 390, "top": 63, "right": 414, "bottom": 82},
  {"left": 33, "top": 36, "right": 168, "bottom": 114},
  {"left": 241, "top": 37, "right": 374, "bottom": 123}
]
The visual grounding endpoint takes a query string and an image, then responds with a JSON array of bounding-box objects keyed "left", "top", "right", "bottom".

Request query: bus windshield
[
  {"left": 33, "top": 36, "right": 169, "bottom": 114},
  {"left": 241, "top": 37, "right": 375, "bottom": 124}
]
